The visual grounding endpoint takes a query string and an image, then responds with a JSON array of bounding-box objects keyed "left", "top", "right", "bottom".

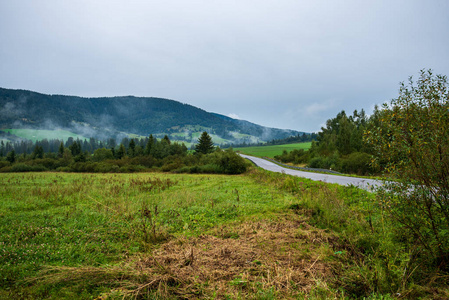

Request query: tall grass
[{"left": 248, "top": 169, "right": 449, "bottom": 299}]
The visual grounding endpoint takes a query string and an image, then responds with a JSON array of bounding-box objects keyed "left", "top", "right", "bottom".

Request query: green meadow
[
  {"left": 1, "top": 170, "right": 447, "bottom": 299},
  {"left": 3, "top": 129, "right": 87, "bottom": 142},
  {"left": 235, "top": 142, "right": 312, "bottom": 158}
]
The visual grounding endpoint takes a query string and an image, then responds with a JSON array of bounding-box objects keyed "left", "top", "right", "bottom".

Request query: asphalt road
[{"left": 240, "top": 154, "right": 382, "bottom": 192}]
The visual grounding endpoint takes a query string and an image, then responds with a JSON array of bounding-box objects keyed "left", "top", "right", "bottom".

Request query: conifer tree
[
  {"left": 116, "top": 143, "right": 126, "bottom": 159},
  {"left": 6, "top": 149, "right": 15, "bottom": 163},
  {"left": 145, "top": 135, "right": 155, "bottom": 155},
  {"left": 128, "top": 139, "right": 136, "bottom": 157},
  {"left": 58, "top": 142, "right": 64, "bottom": 158},
  {"left": 195, "top": 132, "right": 215, "bottom": 154}
]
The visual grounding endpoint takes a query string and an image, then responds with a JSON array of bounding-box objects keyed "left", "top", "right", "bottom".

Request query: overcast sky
[{"left": 1, "top": 1, "right": 448, "bottom": 132}]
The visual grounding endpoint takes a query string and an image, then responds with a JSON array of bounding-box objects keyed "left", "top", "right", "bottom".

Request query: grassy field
[
  {"left": 235, "top": 142, "right": 312, "bottom": 158},
  {"left": 0, "top": 170, "right": 446, "bottom": 299},
  {"left": 3, "top": 129, "right": 87, "bottom": 142}
]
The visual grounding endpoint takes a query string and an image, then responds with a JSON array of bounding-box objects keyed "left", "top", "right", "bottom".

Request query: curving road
[{"left": 240, "top": 154, "right": 382, "bottom": 192}]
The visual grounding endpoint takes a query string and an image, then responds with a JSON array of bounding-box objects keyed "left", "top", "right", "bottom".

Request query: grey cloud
[{"left": 1, "top": 1, "right": 449, "bottom": 133}]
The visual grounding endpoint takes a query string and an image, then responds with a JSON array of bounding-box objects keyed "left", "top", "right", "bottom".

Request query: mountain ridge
[{"left": 0, "top": 87, "right": 306, "bottom": 144}]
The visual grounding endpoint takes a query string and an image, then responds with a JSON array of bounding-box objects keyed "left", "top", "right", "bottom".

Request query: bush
[
  {"left": 174, "top": 164, "right": 222, "bottom": 174},
  {"left": 94, "top": 163, "right": 120, "bottom": 173},
  {"left": 275, "top": 149, "right": 309, "bottom": 164},
  {"left": 0, "top": 166, "right": 12, "bottom": 172},
  {"left": 0, "top": 161, "right": 11, "bottom": 169},
  {"left": 92, "top": 148, "right": 114, "bottom": 162},
  {"left": 56, "top": 166, "right": 72, "bottom": 172},
  {"left": 130, "top": 156, "right": 158, "bottom": 168},
  {"left": 340, "top": 152, "right": 372, "bottom": 175},
  {"left": 197, "top": 164, "right": 222, "bottom": 174},
  {"left": 308, "top": 153, "right": 340, "bottom": 170},
  {"left": 119, "top": 165, "right": 147, "bottom": 173},
  {"left": 29, "top": 158, "right": 60, "bottom": 170},
  {"left": 70, "top": 162, "right": 99, "bottom": 172},
  {"left": 217, "top": 149, "right": 247, "bottom": 174},
  {"left": 11, "top": 163, "right": 48, "bottom": 172},
  {"left": 162, "top": 161, "right": 184, "bottom": 172}
]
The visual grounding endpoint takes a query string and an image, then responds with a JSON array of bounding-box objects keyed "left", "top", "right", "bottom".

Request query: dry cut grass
[{"left": 33, "top": 213, "right": 343, "bottom": 299}]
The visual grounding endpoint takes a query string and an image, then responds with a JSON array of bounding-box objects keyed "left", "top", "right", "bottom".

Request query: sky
[{"left": 1, "top": 1, "right": 448, "bottom": 133}]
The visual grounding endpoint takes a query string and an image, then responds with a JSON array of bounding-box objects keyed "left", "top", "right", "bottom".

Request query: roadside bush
[
  {"left": 275, "top": 149, "right": 309, "bottom": 164},
  {"left": 217, "top": 149, "right": 247, "bottom": 174},
  {"left": 340, "top": 152, "right": 372, "bottom": 175},
  {"left": 308, "top": 153, "right": 341, "bottom": 170}
]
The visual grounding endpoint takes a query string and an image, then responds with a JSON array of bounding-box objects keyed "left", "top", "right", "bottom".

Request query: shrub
[
  {"left": 130, "top": 156, "right": 158, "bottom": 168},
  {"left": 340, "top": 152, "right": 372, "bottom": 175},
  {"left": 11, "top": 163, "right": 48, "bottom": 172},
  {"left": 94, "top": 163, "right": 120, "bottom": 173},
  {"left": 162, "top": 161, "right": 184, "bottom": 172},
  {"left": 0, "top": 161, "right": 10, "bottom": 169},
  {"left": 70, "top": 162, "right": 99, "bottom": 172},
  {"left": 56, "top": 166, "right": 72, "bottom": 172},
  {"left": 92, "top": 148, "right": 114, "bottom": 162},
  {"left": 119, "top": 165, "right": 147, "bottom": 173},
  {"left": 217, "top": 149, "right": 247, "bottom": 174},
  {"left": 308, "top": 153, "right": 340, "bottom": 170},
  {"left": 29, "top": 158, "right": 60, "bottom": 170}
]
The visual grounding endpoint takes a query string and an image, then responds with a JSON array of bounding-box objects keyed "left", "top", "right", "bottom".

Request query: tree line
[
  {"left": 0, "top": 132, "right": 248, "bottom": 175},
  {"left": 275, "top": 108, "right": 376, "bottom": 175}
]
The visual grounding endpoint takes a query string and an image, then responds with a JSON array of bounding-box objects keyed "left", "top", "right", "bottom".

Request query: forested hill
[{"left": 0, "top": 87, "right": 303, "bottom": 143}]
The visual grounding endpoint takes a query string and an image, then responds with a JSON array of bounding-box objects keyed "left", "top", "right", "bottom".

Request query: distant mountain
[{"left": 0, "top": 87, "right": 305, "bottom": 144}]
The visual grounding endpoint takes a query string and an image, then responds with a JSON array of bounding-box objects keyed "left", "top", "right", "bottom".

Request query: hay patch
[
  {"left": 132, "top": 214, "right": 338, "bottom": 298},
  {"left": 33, "top": 214, "right": 341, "bottom": 299}
]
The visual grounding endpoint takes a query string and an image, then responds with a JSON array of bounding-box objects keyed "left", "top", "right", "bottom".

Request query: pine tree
[
  {"left": 145, "top": 135, "right": 155, "bottom": 155},
  {"left": 32, "top": 145, "right": 44, "bottom": 159},
  {"left": 116, "top": 143, "right": 126, "bottom": 159},
  {"left": 58, "top": 142, "right": 64, "bottom": 158},
  {"left": 195, "top": 132, "right": 215, "bottom": 154},
  {"left": 128, "top": 139, "right": 136, "bottom": 157},
  {"left": 163, "top": 135, "right": 171, "bottom": 145},
  {"left": 6, "top": 149, "right": 16, "bottom": 163}
]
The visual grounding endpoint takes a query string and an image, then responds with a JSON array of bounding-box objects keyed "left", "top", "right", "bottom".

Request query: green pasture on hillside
[
  {"left": 235, "top": 142, "right": 312, "bottom": 158},
  {"left": 3, "top": 129, "right": 87, "bottom": 142}
]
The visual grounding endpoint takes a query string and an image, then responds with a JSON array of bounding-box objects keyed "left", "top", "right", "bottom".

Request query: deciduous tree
[{"left": 366, "top": 69, "right": 449, "bottom": 269}]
